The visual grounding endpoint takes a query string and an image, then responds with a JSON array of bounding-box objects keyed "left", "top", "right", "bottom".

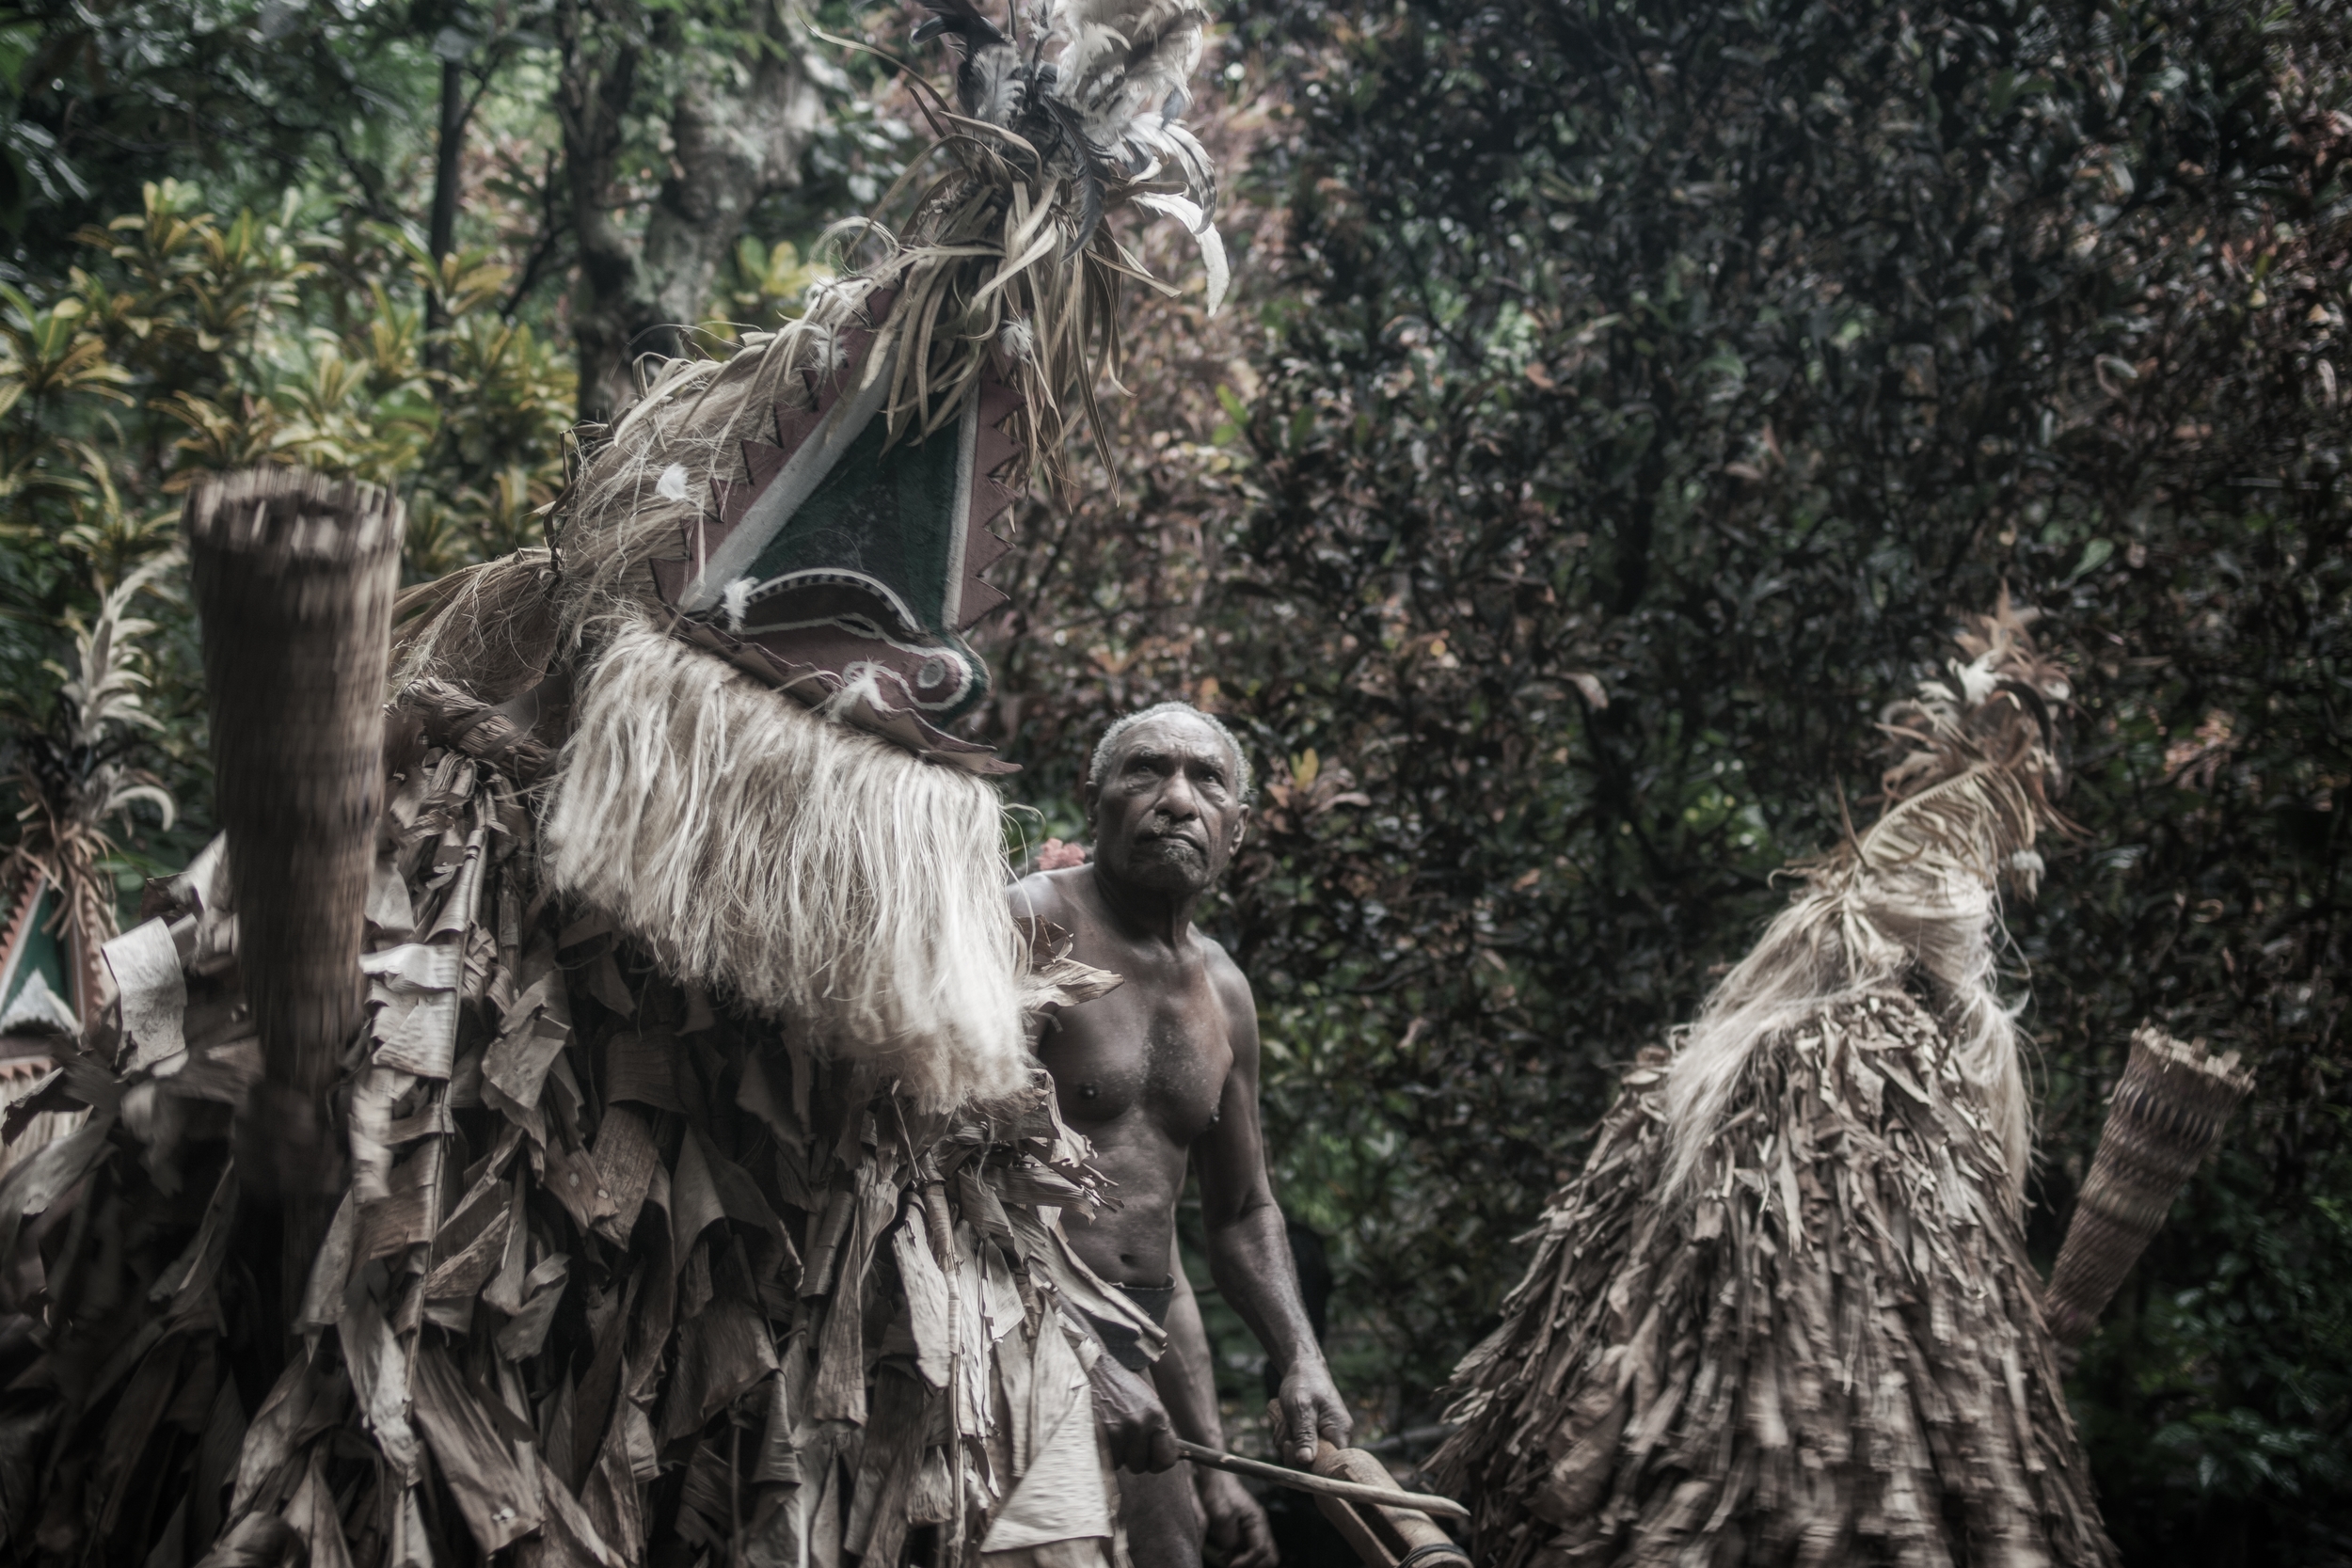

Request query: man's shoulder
[
  {"left": 1194, "top": 931, "right": 1256, "bottom": 1013},
  {"left": 1009, "top": 865, "right": 1088, "bottom": 926},
  {"left": 1192, "top": 927, "right": 1238, "bottom": 969}
]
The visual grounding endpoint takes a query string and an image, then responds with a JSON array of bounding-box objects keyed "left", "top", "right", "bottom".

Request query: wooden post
[{"left": 185, "top": 468, "right": 403, "bottom": 1323}]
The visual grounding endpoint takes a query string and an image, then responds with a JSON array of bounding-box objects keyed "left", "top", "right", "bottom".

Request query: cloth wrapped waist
[{"left": 1089, "top": 1279, "right": 1178, "bottom": 1371}]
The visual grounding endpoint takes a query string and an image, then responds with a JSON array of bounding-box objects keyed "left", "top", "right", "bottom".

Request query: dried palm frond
[
  {"left": 873, "top": 0, "right": 1224, "bottom": 460},
  {"left": 3, "top": 546, "right": 183, "bottom": 1025},
  {"left": 1434, "top": 601, "right": 2116, "bottom": 1568},
  {"left": 642, "top": 0, "right": 1223, "bottom": 499}
]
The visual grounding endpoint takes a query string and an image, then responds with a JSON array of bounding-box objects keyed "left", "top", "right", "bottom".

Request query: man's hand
[
  {"left": 1199, "top": 1470, "right": 1278, "bottom": 1568},
  {"left": 1089, "top": 1354, "right": 1182, "bottom": 1472},
  {"left": 1276, "top": 1360, "right": 1351, "bottom": 1466}
]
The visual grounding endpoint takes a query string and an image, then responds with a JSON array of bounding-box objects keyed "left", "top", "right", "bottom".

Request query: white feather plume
[
  {"left": 938, "top": 0, "right": 1226, "bottom": 309},
  {"left": 1045, "top": 0, "right": 1209, "bottom": 166}
]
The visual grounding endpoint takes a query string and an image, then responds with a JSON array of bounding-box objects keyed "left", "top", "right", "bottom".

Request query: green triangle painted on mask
[{"left": 739, "top": 417, "right": 962, "bottom": 637}]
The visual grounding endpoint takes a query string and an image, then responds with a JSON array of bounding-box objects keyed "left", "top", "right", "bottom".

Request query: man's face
[{"left": 1089, "top": 714, "right": 1249, "bottom": 896}]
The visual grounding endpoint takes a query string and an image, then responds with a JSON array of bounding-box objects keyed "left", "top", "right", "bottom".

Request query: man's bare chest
[{"left": 1037, "top": 963, "right": 1232, "bottom": 1144}]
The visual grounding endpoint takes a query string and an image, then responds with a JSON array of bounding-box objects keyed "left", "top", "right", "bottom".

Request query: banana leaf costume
[{"left": 0, "top": 6, "right": 1226, "bottom": 1567}]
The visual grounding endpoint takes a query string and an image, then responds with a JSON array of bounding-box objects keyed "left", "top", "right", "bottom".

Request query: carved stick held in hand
[
  {"left": 2045, "top": 1024, "right": 2254, "bottom": 1345},
  {"left": 186, "top": 470, "right": 402, "bottom": 1307},
  {"left": 1309, "top": 1442, "right": 1472, "bottom": 1568},
  {"left": 1257, "top": 1401, "right": 1472, "bottom": 1568},
  {"left": 1175, "top": 1440, "right": 1470, "bottom": 1523}
]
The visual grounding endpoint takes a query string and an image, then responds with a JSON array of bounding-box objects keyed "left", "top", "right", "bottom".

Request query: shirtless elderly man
[{"left": 1012, "top": 702, "right": 1350, "bottom": 1568}]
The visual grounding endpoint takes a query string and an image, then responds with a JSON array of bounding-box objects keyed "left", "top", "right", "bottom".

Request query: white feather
[
  {"left": 719, "top": 576, "right": 754, "bottom": 632},
  {"left": 1043, "top": 0, "right": 1209, "bottom": 166},
  {"left": 1956, "top": 652, "right": 2000, "bottom": 703},
  {"left": 1131, "top": 192, "right": 1228, "bottom": 313}
]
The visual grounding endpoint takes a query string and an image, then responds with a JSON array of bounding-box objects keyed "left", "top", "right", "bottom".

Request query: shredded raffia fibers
[
  {"left": 542, "top": 617, "right": 1028, "bottom": 1109},
  {"left": 1433, "top": 596, "right": 2116, "bottom": 1568},
  {"left": 389, "top": 547, "right": 561, "bottom": 704}
]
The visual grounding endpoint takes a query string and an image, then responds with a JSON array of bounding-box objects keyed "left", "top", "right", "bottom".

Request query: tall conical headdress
[
  {"left": 377, "top": 0, "right": 1241, "bottom": 1094},
  {"left": 563, "top": 0, "right": 1223, "bottom": 769}
]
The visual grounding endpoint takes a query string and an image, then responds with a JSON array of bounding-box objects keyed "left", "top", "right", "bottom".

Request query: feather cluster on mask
[
  {"left": 854, "top": 0, "right": 1225, "bottom": 471},
  {"left": 916, "top": 0, "right": 1219, "bottom": 236}
]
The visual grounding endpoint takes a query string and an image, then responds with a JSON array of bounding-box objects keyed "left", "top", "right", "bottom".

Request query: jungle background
[{"left": 0, "top": 0, "right": 2344, "bottom": 1560}]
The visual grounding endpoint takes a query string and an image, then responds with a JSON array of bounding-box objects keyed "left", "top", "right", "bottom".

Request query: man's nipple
[{"left": 1077, "top": 1083, "right": 1100, "bottom": 1101}]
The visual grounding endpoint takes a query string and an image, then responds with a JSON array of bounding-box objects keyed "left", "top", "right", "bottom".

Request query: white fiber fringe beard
[{"left": 540, "top": 617, "right": 1030, "bottom": 1110}]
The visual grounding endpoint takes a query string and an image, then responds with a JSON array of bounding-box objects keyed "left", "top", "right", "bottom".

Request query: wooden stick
[
  {"left": 1173, "top": 1440, "right": 1470, "bottom": 1521},
  {"left": 1312, "top": 1439, "right": 1470, "bottom": 1566}
]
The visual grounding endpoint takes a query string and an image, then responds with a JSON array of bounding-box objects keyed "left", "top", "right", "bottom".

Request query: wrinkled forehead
[{"left": 1105, "top": 713, "right": 1241, "bottom": 777}]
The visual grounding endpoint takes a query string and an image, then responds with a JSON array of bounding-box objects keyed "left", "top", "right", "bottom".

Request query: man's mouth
[{"left": 1136, "top": 830, "right": 1208, "bottom": 857}]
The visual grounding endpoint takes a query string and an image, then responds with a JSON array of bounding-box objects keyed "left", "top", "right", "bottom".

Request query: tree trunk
[
  {"left": 425, "top": 54, "right": 466, "bottom": 370},
  {"left": 557, "top": 0, "right": 825, "bottom": 420}
]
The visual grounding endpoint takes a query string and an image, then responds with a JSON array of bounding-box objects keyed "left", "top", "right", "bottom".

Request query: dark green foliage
[
  {"left": 989, "top": 0, "right": 2351, "bottom": 1559},
  {"left": 0, "top": 0, "right": 442, "bottom": 258},
  {"left": 0, "top": 0, "right": 2343, "bottom": 1555}
]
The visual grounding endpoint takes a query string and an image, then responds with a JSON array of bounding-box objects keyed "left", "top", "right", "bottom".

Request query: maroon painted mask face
[
  {"left": 1089, "top": 715, "right": 1249, "bottom": 896},
  {"left": 644, "top": 291, "right": 1022, "bottom": 773}
]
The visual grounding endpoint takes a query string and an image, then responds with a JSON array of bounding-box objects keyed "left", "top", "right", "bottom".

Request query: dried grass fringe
[
  {"left": 390, "top": 547, "right": 561, "bottom": 705},
  {"left": 540, "top": 616, "right": 1029, "bottom": 1112},
  {"left": 1661, "top": 596, "right": 2070, "bottom": 1213},
  {"left": 555, "top": 331, "right": 822, "bottom": 653}
]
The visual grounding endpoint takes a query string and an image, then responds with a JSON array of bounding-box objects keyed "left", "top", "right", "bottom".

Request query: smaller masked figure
[{"left": 1434, "top": 600, "right": 2118, "bottom": 1568}]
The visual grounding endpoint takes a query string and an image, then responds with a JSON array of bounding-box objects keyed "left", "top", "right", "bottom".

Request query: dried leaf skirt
[
  {"left": 1432, "top": 994, "right": 2117, "bottom": 1568},
  {"left": 0, "top": 737, "right": 1143, "bottom": 1568}
]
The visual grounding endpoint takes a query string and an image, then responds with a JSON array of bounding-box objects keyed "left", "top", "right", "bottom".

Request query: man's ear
[{"left": 1231, "top": 803, "right": 1250, "bottom": 848}]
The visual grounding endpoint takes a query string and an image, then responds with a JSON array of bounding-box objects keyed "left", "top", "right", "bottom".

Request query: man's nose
[{"left": 1153, "top": 773, "right": 1202, "bottom": 818}]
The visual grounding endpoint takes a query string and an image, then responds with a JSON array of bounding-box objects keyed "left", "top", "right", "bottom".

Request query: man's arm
[
  {"left": 1155, "top": 1246, "right": 1277, "bottom": 1568},
  {"left": 1087, "top": 1345, "right": 1182, "bottom": 1473},
  {"left": 1192, "top": 956, "right": 1351, "bottom": 1465}
]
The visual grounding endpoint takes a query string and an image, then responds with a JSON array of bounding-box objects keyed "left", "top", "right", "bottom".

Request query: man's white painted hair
[{"left": 1088, "top": 702, "right": 1253, "bottom": 803}]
